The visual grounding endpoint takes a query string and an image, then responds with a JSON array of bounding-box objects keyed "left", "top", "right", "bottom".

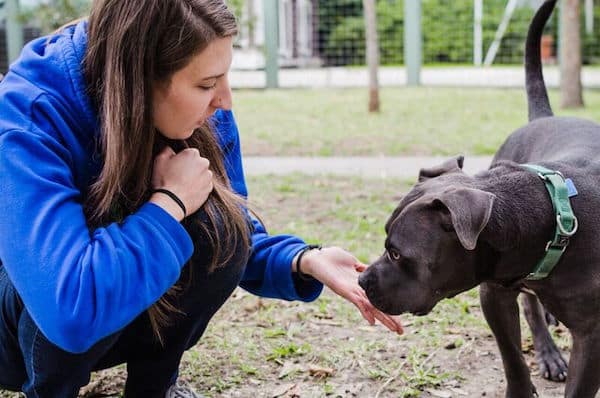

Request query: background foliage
[{"left": 318, "top": 0, "right": 600, "bottom": 66}]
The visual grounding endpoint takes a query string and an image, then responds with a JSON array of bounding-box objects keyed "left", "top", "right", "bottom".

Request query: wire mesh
[
  {"left": 231, "top": 0, "right": 600, "bottom": 69},
  {"left": 1, "top": 0, "right": 599, "bottom": 75}
]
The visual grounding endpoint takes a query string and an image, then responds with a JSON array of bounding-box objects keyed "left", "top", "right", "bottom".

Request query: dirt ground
[
  {"left": 0, "top": 176, "right": 577, "bottom": 397},
  {"left": 1, "top": 289, "right": 571, "bottom": 398},
  {"left": 70, "top": 288, "right": 571, "bottom": 398}
]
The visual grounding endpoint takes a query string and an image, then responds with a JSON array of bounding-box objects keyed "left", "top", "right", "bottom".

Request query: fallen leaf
[
  {"left": 449, "top": 387, "right": 468, "bottom": 396},
  {"left": 311, "top": 319, "right": 342, "bottom": 326},
  {"left": 271, "top": 383, "right": 297, "bottom": 398},
  {"left": 425, "top": 388, "right": 452, "bottom": 398},
  {"left": 357, "top": 326, "right": 377, "bottom": 332},
  {"left": 278, "top": 362, "right": 304, "bottom": 379},
  {"left": 308, "top": 365, "right": 335, "bottom": 378}
]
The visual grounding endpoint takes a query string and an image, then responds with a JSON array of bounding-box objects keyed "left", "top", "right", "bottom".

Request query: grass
[
  {"left": 0, "top": 173, "right": 570, "bottom": 398},
  {"left": 1, "top": 85, "right": 583, "bottom": 397},
  {"left": 185, "top": 174, "right": 567, "bottom": 397},
  {"left": 233, "top": 87, "right": 600, "bottom": 156}
]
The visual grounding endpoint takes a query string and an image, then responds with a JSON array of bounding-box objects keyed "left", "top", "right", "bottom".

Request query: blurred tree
[
  {"left": 227, "top": 0, "right": 257, "bottom": 48},
  {"left": 20, "top": 0, "right": 91, "bottom": 34},
  {"left": 560, "top": 0, "right": 583, "bottom": 108},
  {"left": 363, "top": 0, "right": 380, "bottom": 112}
]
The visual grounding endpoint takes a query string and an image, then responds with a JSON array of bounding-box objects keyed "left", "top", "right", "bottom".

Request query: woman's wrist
[
  {"left": 293, "top": 245, "right": 322, "bottom": 280},
  {"left": 149, "top": 192, "right": 185, "bottom": 221}
]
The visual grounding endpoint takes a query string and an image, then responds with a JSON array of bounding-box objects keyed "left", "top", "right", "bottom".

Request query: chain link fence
[
  {"left": 1, "top": 0, "right": 599, "bottom": 74},
  {"left": 231, "top": 0, "right": 600, "bottom": 70}
]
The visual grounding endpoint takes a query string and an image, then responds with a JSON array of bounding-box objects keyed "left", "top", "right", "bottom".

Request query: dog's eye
[
  {"left": 441, "top": 222, "right": 454, "bottom": 232},
  {"left": 388, "top": 250, "right": 401, "bottom": 261}
]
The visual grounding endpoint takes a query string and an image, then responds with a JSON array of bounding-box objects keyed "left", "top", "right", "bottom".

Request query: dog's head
[{"left": 359, "top": 156, "right": 496, "bottom": 315}]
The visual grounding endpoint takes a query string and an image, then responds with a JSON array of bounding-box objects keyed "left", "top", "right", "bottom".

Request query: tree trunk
[
  {"left": 560, "top": 0, "right": 584, "bottom": 108},
  {"left": 363, "top": 0, "right": 380, "bottom": 113},
  {"left": 247, "top": 0, "right": 256, "bottom": 48}
]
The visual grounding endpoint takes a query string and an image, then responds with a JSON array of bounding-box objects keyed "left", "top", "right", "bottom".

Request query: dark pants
[{"left": 0, "top": 218, "right": 248, "bottom": 398}]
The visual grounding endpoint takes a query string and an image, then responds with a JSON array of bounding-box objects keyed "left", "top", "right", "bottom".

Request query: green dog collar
[{"left": 521, "top": 164, "right": 578, "bottom": 280}]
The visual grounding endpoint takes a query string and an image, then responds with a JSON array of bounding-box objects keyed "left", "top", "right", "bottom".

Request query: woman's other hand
[
  {"left": 300, "top": 247, "right": 403, "bottom": 335},
  {"left": 150, "top": 146, "right": 214, "bottom": 220}
]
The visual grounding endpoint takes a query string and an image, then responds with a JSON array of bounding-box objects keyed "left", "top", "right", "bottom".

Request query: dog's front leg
[
  {"left": 480, "top": 282, "right": 537, "bottom": 398},
  {"left": 520, "top": 292, "right": 567, "bottom": 382},
  {"left": 564, "top": 330, "right": 600, "bottom": 397}
]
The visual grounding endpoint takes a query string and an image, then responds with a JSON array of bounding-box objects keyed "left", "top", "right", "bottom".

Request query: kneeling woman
[{"left": 0, "top": 0, "right": 402, "bottom": 397}]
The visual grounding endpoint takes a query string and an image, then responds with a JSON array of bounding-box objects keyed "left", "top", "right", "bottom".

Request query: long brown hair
[{"left": 83, "top": 0, "right": 250, "bottom": 342}]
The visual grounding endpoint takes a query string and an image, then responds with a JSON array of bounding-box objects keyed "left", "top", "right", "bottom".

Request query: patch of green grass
[
  {"left": 234, "top": 87, "right": 600, "bottom": 156},
  {"left": 266, "top": 343, "right": 311, "bottom": 362},
  {"left": 247, "top": 173, "right": 413, "bottom": 263},
  {"left": 322, "top": 382, "right": 335, "bottom": 395},
  {"left": 263, "top": 327, "right": 287, "bottom": 338},
  {"left": 0, "top": 174, "right": 568, "bottom": 398}
]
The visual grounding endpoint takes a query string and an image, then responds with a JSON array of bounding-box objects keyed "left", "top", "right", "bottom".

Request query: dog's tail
[{"left": 525, "top": 0, "right": 556, "bottom": 121}]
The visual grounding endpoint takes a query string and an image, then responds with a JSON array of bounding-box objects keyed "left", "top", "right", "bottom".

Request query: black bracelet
[
  {"left": 296, "top": 244, "right": 322, "bottom": 281},
  {"left": 152, "top": 188, "right": 187, "bottom": 218}
]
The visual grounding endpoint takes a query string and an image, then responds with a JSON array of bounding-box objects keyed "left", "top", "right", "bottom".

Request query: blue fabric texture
[
  {"left": 0, "top": 21, "right": 322, "bottom": 354},
  {"left": 0, "top": 238, "right": 247, "bottom": 397}
]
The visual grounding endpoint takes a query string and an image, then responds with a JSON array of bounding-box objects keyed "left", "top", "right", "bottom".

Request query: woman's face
[{"left": 152, "top": 36, "right": 234, "bottom": 140}]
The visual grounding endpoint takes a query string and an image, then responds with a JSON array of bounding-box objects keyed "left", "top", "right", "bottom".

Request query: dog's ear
[
  {"left": 434, "top": 187, "right": 496, "bottom": 250},
  {"left": 418, "top": 155, "right": 465, "bottom": 182}
]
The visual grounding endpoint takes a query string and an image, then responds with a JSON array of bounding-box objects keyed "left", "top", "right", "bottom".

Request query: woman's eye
[
  {"left": 199, "top": 84, "right": 217, "bottom": 90},
  {"left": 388, "top": 250, "right": 401, "bottom": 261}
]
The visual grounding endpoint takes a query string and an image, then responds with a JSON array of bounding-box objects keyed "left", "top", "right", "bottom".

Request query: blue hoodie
[{"left": 0, "top": 21, "right": 322, "bottom": 353}]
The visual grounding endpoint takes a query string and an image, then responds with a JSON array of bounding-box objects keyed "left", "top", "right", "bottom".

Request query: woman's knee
[
  {"left": 17, "top": 310, "right": 123, "bottom": 397},
  {"left": 0, "top": 265, "right": 26, "bottom": 389}
]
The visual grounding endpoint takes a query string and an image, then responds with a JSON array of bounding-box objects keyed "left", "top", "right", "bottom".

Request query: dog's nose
[{"left": 358, "top": 272, "right": 370, "bottom": 291}]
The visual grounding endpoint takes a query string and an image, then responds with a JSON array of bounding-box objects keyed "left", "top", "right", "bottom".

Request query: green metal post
[
  {"left": 6, "top": 0, "right": 24, "bottom": 65},
  {"left": 263, "top": 0, "right": 279, "bottom": 88},
  {"left": 404, "top": 0, "right": 422, "bottom": 86}
]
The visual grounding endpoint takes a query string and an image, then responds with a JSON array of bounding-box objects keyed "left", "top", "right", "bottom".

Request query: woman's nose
[{"left": 213, "top": 78, "right": 232, "bottom": 110}]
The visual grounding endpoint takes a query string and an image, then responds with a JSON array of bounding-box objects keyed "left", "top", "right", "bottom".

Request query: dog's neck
[{"left": 476, "top": 165, "right": 557, "bottom": 281}]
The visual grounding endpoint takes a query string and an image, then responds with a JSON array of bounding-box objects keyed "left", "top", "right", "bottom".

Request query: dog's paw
[
  {"left": 506, "top": 384, "right": 538, "bottom": 398},
  {"left": 536, "top": 349, "right": 568, "bottom": 382}
]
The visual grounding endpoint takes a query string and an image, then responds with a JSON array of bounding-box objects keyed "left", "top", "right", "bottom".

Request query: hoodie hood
[
  {"left": 0, "top": 21, "right": 102, "bottom": 193},
  {"left": 0, "top": 20, "right": 97, "bottom": 140}
]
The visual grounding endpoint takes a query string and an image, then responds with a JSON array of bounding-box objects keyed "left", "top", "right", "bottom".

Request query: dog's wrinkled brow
[
  {"left": 400, "top": 188, "right": 425, "bottom": 207},
  {"left": 385, "top": 189, "right": 424, "bottom": 234},
  {"left": 384, "top": 210, "right": 401, "bottom": 234}
]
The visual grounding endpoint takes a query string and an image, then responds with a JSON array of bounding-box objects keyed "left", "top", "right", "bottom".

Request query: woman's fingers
[
  {"left": 157, "top": 145, "right": 176, "bottom": 158},
  {"left": 373, "top": 310, "right": 404, "bottom": 334},
  {"left": 353, "top": 294, "right": 376, "bottom": 325},
  {"left": 356, "top": 290, "right": 404, "bottom": 334},
  {"left": 354, "top": 262, "right": 367, "bottom": 272}
]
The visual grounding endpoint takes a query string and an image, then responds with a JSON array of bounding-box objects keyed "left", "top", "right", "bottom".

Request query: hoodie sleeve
[
  {"left": 213, "top": 110, "right": 323, "bottom": 302},
  {"left": 0, "top": 128, "right": 193, "bottom": 353}
]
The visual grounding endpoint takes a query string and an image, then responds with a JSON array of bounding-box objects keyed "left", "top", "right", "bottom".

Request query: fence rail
[
  {"left": 1, "top": 0, "right": 599, "bottom": 82},
  {"left": 232, "top": 0, "right": 599, "bottom": 70}
]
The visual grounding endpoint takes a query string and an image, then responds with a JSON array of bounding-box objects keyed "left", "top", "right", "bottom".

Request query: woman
[{"left": 0, "top": 1, "right": 402, "bottom": 397}]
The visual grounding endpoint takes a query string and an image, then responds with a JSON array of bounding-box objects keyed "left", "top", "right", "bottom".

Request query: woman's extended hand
[{"left": 300, "top": 247, "right": 403, "bottom": 334}]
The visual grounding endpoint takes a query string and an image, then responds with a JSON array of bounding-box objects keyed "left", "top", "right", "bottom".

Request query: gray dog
[{"left": 359, "top": 1, "right": 600, "bottom": 397}]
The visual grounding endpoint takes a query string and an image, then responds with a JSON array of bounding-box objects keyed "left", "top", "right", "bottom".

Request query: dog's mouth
[
  {"left": 412, "top": 310, "right": 430, "bottom": 316},
  {"left": 365, "top": 293, "right": 398, "bottom": 315},
  {"left": 365, "top": 292, "right": 436, "bottom": 317}
]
